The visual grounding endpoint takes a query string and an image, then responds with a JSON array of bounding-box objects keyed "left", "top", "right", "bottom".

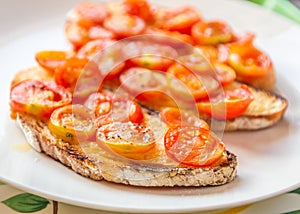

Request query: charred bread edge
[{"left": 16, "top": 113, "right": 237, "bottom": 187}]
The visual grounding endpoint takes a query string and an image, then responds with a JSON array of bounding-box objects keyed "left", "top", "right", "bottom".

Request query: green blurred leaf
[
  {"left": 290, "top": 187, "right": 300, "bottom": 194},
  {"left": 2, "top": 193, "right": 49, "bottom": 213},
  {"left": 247, "top": 0, "right": 300, "bottom": 24},
  {"left": 0, "top": 181, "right": 5, "bottom": 185},
  {"left": 282, "top": 209, "right": 300, "bottom": 214}
]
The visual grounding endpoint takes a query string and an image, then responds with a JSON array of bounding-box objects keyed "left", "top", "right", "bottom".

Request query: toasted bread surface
[{"left": 16, "top": 113, "right": 237, "bottom": 187}]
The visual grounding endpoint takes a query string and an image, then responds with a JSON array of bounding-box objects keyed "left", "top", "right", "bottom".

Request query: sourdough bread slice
[{"left": 16, "top": 113, "right": 237, "bottom": 187}]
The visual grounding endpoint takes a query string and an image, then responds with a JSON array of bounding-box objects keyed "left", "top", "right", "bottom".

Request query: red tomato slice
[
  {"left": 35, "top": 51, "right": 71, "bottom": 73},
  {"left": 54, "top": 57, "right": 88, "bottom": 91},
  {"left": 84, "top": 92, "right": 144, "bottom": 127},
  {"left": 160, "top": 107, "right": 209, "bottom": 130},
  {"left": 72, "top": 2, "right": 109, "bottom": 26},
  {"left": 164, "top": 126, "right": 225, "bottom": 167},
  {"left": 10, "top": 80, "right": 72, "bottom": 119},
  {"left": 97, "top": 121, "right": 156, "bottom": 159},
  {"left": 65, "top": 21, "right": 90, "bottom": 49},
  {"left": 167, "top": 63, "right": 220, "bottom": 101},
  {"left": 88, "top": 25, "right": 116, "bottom": 41},
  {"left": 197, "top": 84, "right": 254, "bottom": 119},
  {"left": 119, "top": 67, "right": 176, "bottom": 107},
  {"left": 48, "top": 104, "right": 95, "bottom": 143},
  {"left": 129, "top": 56, "right": 174, "bottom": 71},
  {"left": 162, "top": 6, "right": 201, "bottom": 33},
  {"left": 77, "top": 39, "right": 116, "bottom": 60},
  {"left": 212, "top": 62, "right": 236, "bottom": 86},
  {"left": 103, "top": 13, "right": 146, "bottom": 38},
  {"left": 192, "top": 20, "right": 235, "bottom": 45},
  {"left": 123, "top": 0, "right": 154, "bottom": 22}
]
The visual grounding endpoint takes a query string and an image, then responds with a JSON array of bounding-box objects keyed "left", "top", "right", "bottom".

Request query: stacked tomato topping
[{"left": 10, "top": 0, "right": 275, "bottom": 166}]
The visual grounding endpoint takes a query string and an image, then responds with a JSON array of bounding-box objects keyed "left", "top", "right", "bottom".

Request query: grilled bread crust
[{"left": 16, "top": 113, "right": 237, "bottom": 187}]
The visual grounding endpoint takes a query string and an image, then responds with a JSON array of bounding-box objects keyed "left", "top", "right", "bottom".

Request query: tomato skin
[
  {"left": 35, "top": 51, "right": 70, "bottom": 73},
  {"left": 65, "top": 21, "right": 90, "bottom": 49},
  {"left": 103, "top": 14, "right": 146, "bottom": 38},
  {"left": 160, "top": 107, "right": 209, "bottom": 130},
  {"left": 162, "top": 6, "right": 201, "bottom": 33},
  {"left": 77, "top": 39, "right": 116, "bottom": 60},
  {"left": 84, "top": 92, "right": 144, "bottom": 127},
  {"left": 119, "top": 67, "right": 177, "bottom": 108},
  {"left": 164, "top": 126, "right": 225, "bottom": 167},
  {"left": 167, "top": 63, "right": 220, "bottom": 101},
  {"left": 73, "top": 2, "right": 109, "bottom": 26},
  {"left": 197, "top": 84, "right": 254, "bottom": 119},
  {"left": 212, "top": 62, "right": 236, "bottom": 86},
  {"left": 96, "top": 121, "right": 156, "bottom": 159},
  {"left": 192, "top": 21, "right": 235, "bottom": 45},
  {"left": 54, "top": 57, "right": 88, "bottom": 90},
  {"left": 123, "top": 0, "right": 154, "bottom": 22},
  {"left": 10, "top": 80, "right": 72, "bottom": 120}
]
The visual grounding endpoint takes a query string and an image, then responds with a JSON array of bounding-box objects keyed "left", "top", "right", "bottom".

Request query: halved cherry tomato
[
  {"left": 122, "top": 0, "right": 154, "bottom": 22},
  {"left": 48, "top": 104, "right": 95, "bottom": 143},
  {"left": 97, "top": 121, "right": 156, "bottom": 159},
  {"left": 88, "top": 25, "right": 116, "bottom": 41},
  {"left": 54, "top": 57, "right": 88, "bottom": 91},
  {"left": 127, "top": 42, "right": 177, "bottom": 71},
  {"left": 77, "top": 39, "right": 116, "bottom": 60},
  {"left": 164, "top": 126, "right": 225, "bottom": 167},
  {"left": 192, "top": 20, "right": 235, "bottom": 45},
  {"left": 167, "top": 63, "right": 220, "bottom": 101},
  {"left": 10, "top": 80, "right": 72, "bottom": 119},
  {"left": 197, "top": 84, "right": 254, "bottom": 119},
  {"left": 72, "top": 2, "right": 109, "bottom": 27},
  {"left": 212, "top": 62, "right": 236, "bottom": 86},
  {"left": 162, "top": 6, "right": 201, "bottom": 33},
  {"left": 228, "top": 45, "right": 272, "bottom": 78},
  {"left": 119, "top": 67, "right": 176, "bottom": 107},
  {"left": 160, "top": 107, "right": 209, "bottom": 130},
  {"left": 103, "top": 13, "right": 146, "bottom": 38},
  {"left": 84, "top": 92, "right": 144, "bottom": 127},
  {"left": 35, "top": 51, "right": 71, "bottom": 73},
  {"left": 145, "top": 28, "right": 195, "bottom": 46},
  {"left": 65, "top": 21, "right": 90, "bottom": 49}
]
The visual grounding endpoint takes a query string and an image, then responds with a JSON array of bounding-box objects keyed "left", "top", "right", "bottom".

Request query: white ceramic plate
[{"left": 1, "top": 0, "right": 300, "bottom": 213}]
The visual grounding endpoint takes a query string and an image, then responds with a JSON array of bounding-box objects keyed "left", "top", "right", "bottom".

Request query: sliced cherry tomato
[
  {"left": 103, "top": 13, "right": 146, "bottom": 38},
  {"left": 122, "top": 0, "right": 154, "bottom": 22},
  {"left": 192, "top": 20, "right": 235, "bottom": 45},
  {"left": 167, "top": 63, "right": 220, "bottom": 101},
  {"left": 10, "top": 80, "right": 72, "bottom": 119},
  {"left": 54, "top": 57, "right": 88, "bottom": 91},
  {"left": 65, "top": 21, "right": 90, "bottom": 49},
  {"left": 227, "top": 45, "right": 273, "bottom": 78},
  {"left": 212, "top": 62, "right": 236, "bottom": 86},
  {"left": 145, "top": 28, "right": 195, "bottom": 46},
  {"left": 72, "top": 2, "right": 109, "bottom": 26},
  {"left": 119, "top": 67, "right": 176, "bottom": 108},
  {"left": 197, "top": 84, "right": 254, "bottom": 119},
  {"left": 160, "top": 107, "right": 209, "bottom": 130},
  {"left": 48, "top": 104, "right": 95, "bottom": 143},
  {"left": 88, "top": 25, "right": 116, "bottom": 41},
  {"left": 84, "top": 92, "right": 144, "bottom": 127},
  {"left": 162, "top": 6, "right": 201, "bottom": 33},
  {"left": 35, "top": 51, "right": 71, "bottom": 73},
  {"left": 164, "top": 126, "right": 225, "bottom": 167},
  {"left": 97, "top": 121, "right": 156, "bottom": 159},
  {"left": 127, "top": 41, "right": 177, "bottom": 71},
  {"left": 77, "top": 39, "right": 116, "bottom": 60}
]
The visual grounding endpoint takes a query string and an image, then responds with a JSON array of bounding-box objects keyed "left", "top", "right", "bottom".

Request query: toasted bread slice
[{"left": 16, "top": 113, "right": 237, "bottom": 187}]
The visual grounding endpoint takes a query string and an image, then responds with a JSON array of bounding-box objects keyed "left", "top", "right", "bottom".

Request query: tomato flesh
[
  {"left": 35, "top": 51, "right": 70, "bottom": 73},
  {"left": 48, "top": 104, "right": 95, "bottom": 143},
  {"left": 97, "top": 121, "right": 156, "bottom": 159},
  {"left": 164, "top": 126, "right": 225, "bottom": 167},
  {"left": 160, "top": 107, "right": 209, "bottom": 130},
  {"left": 197, "top": 84, "right": 254, "bottom": 119},
  {"left": 10, "top": 80, "right": 72, "bottom": 119}
]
